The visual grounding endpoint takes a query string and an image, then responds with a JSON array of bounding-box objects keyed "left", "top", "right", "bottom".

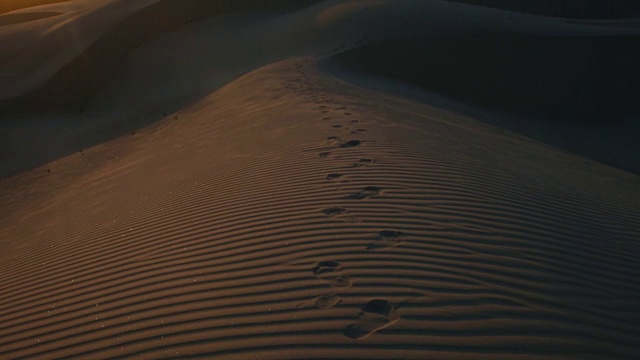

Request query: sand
[{"left": 1, "top": 1, "right": 639, "bottom": 359}]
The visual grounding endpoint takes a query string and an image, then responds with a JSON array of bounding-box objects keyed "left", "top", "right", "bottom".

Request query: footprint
[
  {"left": 347, "top": 186, "right": 381, "bottom": 200},
  {"left": 312, "top": 261, "right": 352, "bottom": 288},
  {"left": 339, "top": 140, "right": 361, "bottom": 148},
  {"left": 332, "top": 125, "right": 343, "bottom": 128},
  {"left": 352, "top": 158, "right": 375, "bottom": 167},
  {"left": 322, "top": 207, "right": 347, "bottom": 216},
  {"left": 326, "top": 173, "right": 343, "bottom": 180},
  {"left": 344, "top": 112, "right": 352, "bottom": 115},
  {"left": 321, "top": 207, "right": 360, "bottom": 223},
  {"left": 351, "top": 128, "right": 366, "bottom": 134},
  {"left": 344, "top": 299, "right": 399, "bottom": 339},
  {"left": 312, "top": 261, "right": 341, "bottom": 275},
  {"left": 319, "top": 152, "right": 331, "bottom": 158},
  {"left": 327, "top": 137, "right": 341, "bottom": 146},
  {"left": 367, "top": 230, "right": 406, "bottom": 251},
  {"left": 297, "top": 291, "right": 342, "bottom": 309},
  {"left": 315, "top": 292, "right": 342, "bottom": 309},
  {"left": 350, "top": 120, "right": 359, "bottom": 123}
]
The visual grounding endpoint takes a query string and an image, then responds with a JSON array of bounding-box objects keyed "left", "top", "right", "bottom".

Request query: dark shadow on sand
[{"left": 330, "top": 34, "right": 640, "bottom": 124}]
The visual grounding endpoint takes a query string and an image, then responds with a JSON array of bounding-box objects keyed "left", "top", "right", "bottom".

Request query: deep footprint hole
[
  {"left": 340, "top": 140, "right": 361, "bottom": 148},
  {"left": 379, "top": 230, "right": 404, "bottom": 239},
  {"left": 312, "top": 261, "right": 341, "bottom": 275},
  {"left": 362, "top": 299, "right": 394, "bottom": 317},
  {"left": 322, "top": 207, "right": 347, "bottom": 216}
]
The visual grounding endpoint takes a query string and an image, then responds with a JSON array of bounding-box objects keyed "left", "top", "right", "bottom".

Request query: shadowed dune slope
[
  {"left": 330, "top": 34, "right": 640, "bottom": 124},
  {"left": 3, "top": 0, "right": 640, "bottom": 179},
  {"left": 323, "top": 33, "right": 640, "bottom": 175},
  {"left": 0, "top": 59, "right": 639, "bottom": 359},
  {"left": 0, "top": 0, "right": 322, "bottom": 114}
]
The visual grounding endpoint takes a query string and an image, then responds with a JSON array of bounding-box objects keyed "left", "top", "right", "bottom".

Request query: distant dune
[
  {"left": 0, "top": 0, "right": 70, "bottom": 15},
  {"left": 0, "top": 2, "right": 639, "bottom": 358},
  {"left": 323, "top": 31, "right": 640, "bottom": 174},
  {"left": 444, "top": 0, "right": 640, "bottom": 19},
  {"left": 0, "top": 0, "right": 321, "bottom": 113},
  {"left": 329, "top": 34, "right": 640, "bottom": 123}
]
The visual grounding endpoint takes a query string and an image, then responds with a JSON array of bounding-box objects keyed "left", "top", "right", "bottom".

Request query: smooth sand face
[
  {"left": 0, "top": 12, "right": 62, "bottom": 26},
  {"left": 0, "top": 1, "right": 639, "bottom": 359}
]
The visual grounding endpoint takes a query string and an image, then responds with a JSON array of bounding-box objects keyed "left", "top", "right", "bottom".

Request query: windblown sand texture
[{"left": 1, "top": 1, "right": 639, "bottom": 359}]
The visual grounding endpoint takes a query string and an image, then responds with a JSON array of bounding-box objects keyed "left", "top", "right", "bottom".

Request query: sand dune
[
  {"left": 0, "top": 0, "right": 320, "bottom": 112},
  {"left": 324, "top": 32, "right": 640, "bottom": 174},
  {"left": 0, "top": 0, "right": 70, "bottom": 15},
  {"left": 1, "top": 1, "right": 639, "bottom": 359},
  {"left": 330, "top": 35, "right": 640, "bottom": 123}
]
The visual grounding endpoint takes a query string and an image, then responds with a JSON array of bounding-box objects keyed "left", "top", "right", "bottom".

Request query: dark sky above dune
[{"left": 445, "top": 0, "right": 640, "bottom": 18}]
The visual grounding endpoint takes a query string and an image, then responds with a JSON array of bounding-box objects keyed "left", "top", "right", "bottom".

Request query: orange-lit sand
[{"left": 1, "top": 1, "right": 639, "bottom": 359}]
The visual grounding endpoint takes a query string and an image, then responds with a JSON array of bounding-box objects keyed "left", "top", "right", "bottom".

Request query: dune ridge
[
  {"left": 0, "top": 58, "right": 639, "bottom": 359},
  {"left": 0, "top": 0, "right": 322, "bottom": 113},
  {"left": 3, "top": 0, "right": 640, "bottom": 180},
  {"left": 0, "top": 0, "right": 70, "bottom": 15}
]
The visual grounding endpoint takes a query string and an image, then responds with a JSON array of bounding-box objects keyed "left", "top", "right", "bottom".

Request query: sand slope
[
  {"left": 1, "top": 1, "right": 640, "bottom": 359},
  {"left": 1, "top": 57, "right": 639, "bottom": 359}
]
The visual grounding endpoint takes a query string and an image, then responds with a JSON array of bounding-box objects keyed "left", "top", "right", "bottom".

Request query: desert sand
[{"left": 1, "top": 1, "right": 639, "bottom": 359}]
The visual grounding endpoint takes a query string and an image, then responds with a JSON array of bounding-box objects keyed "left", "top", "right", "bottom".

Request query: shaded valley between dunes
[{"left": 324, "top": 32, "right": 640, "bottom": 175}]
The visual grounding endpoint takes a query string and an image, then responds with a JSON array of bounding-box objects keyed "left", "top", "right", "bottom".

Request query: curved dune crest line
[
  {"left": 0, "top": 57, "right": 639, "bottom": 359},
  {"left": 0, "top": 0, "right": 323, "bottom": 111},
  {"left": 0, "top": 0, "right": 70, "bottom": 15},
  {"left": 0, "top": 12, "right": 62, "bottom": 27}
]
